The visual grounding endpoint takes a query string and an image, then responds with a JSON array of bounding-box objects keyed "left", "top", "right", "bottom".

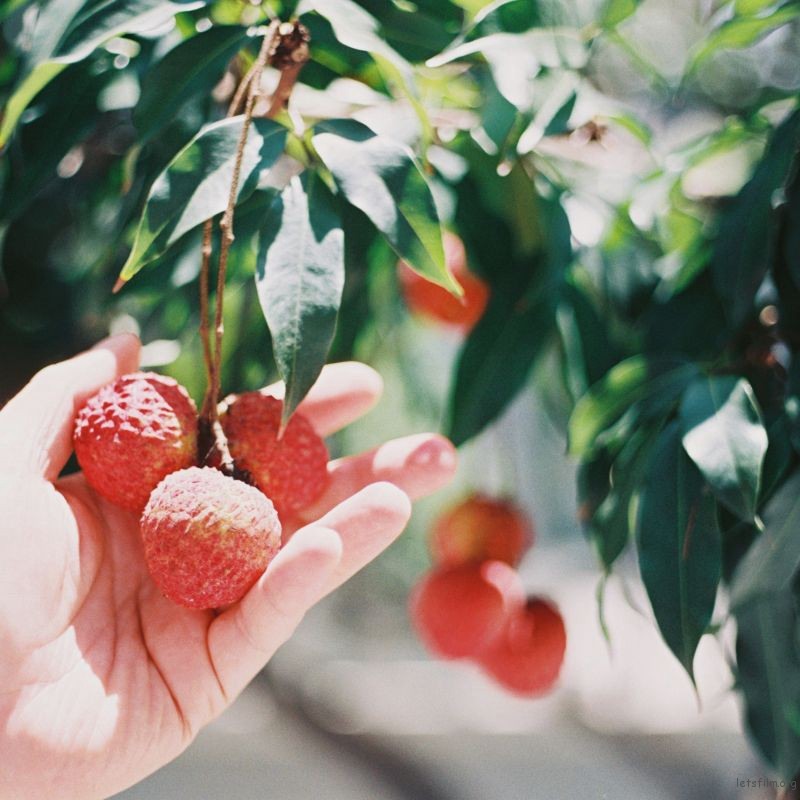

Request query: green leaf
[
  {"left": 778, "top": 139, "right": 800, "bottom": 297},
  {"left": 569, "top": 358, "right": 648, "bottom": 455},
  {"left": 447, "top": 263, "right": 555, "bottom": 446},
  {"left": 311, "top": 118, "right": 456, "bottom": 292},
  {"left": 679, "top": 376, "right": 768, "bottom": 521},
  {"left": 298, "top": 0, "right": 409, "bottom": 74},
  {"left": 297, "top": 0, "right": 432, "bottom": 145},
  {"left": 426, "top": 29, "right": 587, "bottom": 72},
  {"left": 736, "top": 0, "right": 784, "bottom": 13},
  {"left": 446, "top": 194, "right": 572, "bottom": 445},
  {"left": 736, "top": 589, "right": 800, "bottom": 781},
  {"left": 0, "top": 61, "right": 68, "bottom": 150},
  {"left": 568, "top": 357, "right": 699, "bottom": 457},
  {"left": 556, "top": 269, "right": 622, "bottom": 403},
  {"left": 690, "top": 5, "right": 800, "bottom": 68},
  {"left": 731, "top": 471, "right": 800, "bottom": 609},
  {"left": 0, "top": 58, "right": 112, "bottom": 221},
  {"left": 118, "top": 116, "right": 287, "bottom": 284},
  {"left": 134, "top": 25, "right": 250, "bottom": 143},
  {"left": 0, "top": 0, "right": 205, "bottom": 147},
  {"left": 580, "top": 423, "right": 663, "bottom": 571},
  {"left": 0, "top": 0, "right": 32, "bottom": 23},
  {"left": 22, "top": 0, "right": 87, "bottom": 67},
  {"left": 637, "top": 423, "right": 722, "bottom": 679},
  {"left": 601, "top": 0, "right": 642, "bottom": 28},
  {"left": 710, "top": 110, "right": 800, "bottom": 328},
  {"left": 255, "top": 172, "right": 344, "bottom": 424}
]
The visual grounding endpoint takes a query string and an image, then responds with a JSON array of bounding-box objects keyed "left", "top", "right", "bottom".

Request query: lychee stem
[
  {"left": 199, "top": 220, "right": 214, "bottom": 416},
  {"left": 198, "top": 19, "right": 311, "bottom": 470},
  {"left": 199, "top": 22, "right": 279, "bottom": 458},
  {"left": 211, "top": 23, "right": 279, "bottom": 408}
]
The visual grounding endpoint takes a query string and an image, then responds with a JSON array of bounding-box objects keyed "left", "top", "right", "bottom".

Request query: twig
[
  {"left": 198, "top": 19, "right": 311, "bottom": 469},
  {"left": 210, "top": 24, "right": 279, "bottom": 417},
  {"left": 199, "top": 219, "right": 214, "bottom": 417},
  {"left": 227, "top": 59, "right": 257, "bottom": 117}
]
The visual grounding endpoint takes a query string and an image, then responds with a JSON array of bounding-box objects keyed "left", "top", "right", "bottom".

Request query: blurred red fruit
[
  {"left": 398, "top": 231, "right": 489, "bottom": 331},
  {"left": 479, "top": 598, "right": 566, "bottom": 696},
  {"left": 409, "top": 561, "right": 524, "bottom": 659},
  {"left": 430, "top": 493, "right": 533, "bottom": 568}
]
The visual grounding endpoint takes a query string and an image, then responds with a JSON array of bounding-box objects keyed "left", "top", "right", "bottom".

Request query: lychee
[
  {"left": 409, "top": 561, "right": 525, "bottom": 659},
  {"left": 219, "top": 392, "right": 328, "bottom": 519},
  {"left": 140, "top": 467, "right": 281, "bottom": 609},
  {"left": 478, "top": 598, "right": 566, "bottom": 696},
  {"left": 430, "top": 494, "right": 533, "bottom": 568},
  {"left": 398, "top": 231, "right": 489, "bottom": 332},
  {"left": 74, "top": 372, "right": 198, "bottom": 512}
]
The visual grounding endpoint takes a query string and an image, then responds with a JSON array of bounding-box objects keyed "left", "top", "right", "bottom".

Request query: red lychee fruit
[
  {"left": 478, "top": 598, "right": 566, "bottom": 696},
  {"left": 220, "top": 392, "right": 328, "bottom": 519},
  {"left": 409, "top": 561, "right": 525, "bottom": 659},
  {"left": 430, "top": 494, "right": 533, "bottom": 568},
  {"left": 398, "top": 231, "right": 489, "bottom": 332},
  {"left": 140, "top": 467, "right": 281, "bottom": 609},
  {"left": 74, "top": 372, "right": 198, "bottom": 512}
]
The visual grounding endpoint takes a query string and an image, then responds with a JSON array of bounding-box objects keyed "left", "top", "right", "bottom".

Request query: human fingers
[
  {"left": 0, "top": 334, "right": 141, "bottom": 480},
  {"left": 256, "top": 361, "right": 382, "bottom": 436},
  {"left": 208, "top": 482, "right": 411, "bottom": 699},
  {"left": 304, "top": 481, "right": 411, "bottom": 592},
  {"left": 293, "top": 433, "right": 457, "bottom": 526},
  {"left": 207, "top": 525, "right": 342, "bottom": 700}
]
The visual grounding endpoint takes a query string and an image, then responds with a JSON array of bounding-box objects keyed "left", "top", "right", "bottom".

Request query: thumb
[{"left": 0, "top": 334, "right": 141, "bottom": 480}]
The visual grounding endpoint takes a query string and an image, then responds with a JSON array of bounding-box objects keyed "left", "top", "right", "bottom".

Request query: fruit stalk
[{"left": 198, "top": 19, "right": 311, "bottom": 471}]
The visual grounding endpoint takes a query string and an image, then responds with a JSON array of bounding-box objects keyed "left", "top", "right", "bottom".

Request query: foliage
[{"left": 3, "top": 0, "right": 800, "bottom": 781}]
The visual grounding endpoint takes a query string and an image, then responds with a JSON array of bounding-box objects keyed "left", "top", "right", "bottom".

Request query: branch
[{"left": 198, "top": 19, "right": 311, "bottom": 470}]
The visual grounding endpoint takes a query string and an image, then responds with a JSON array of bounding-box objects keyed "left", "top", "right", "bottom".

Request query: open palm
[{"left": 0, "top": 335, "right": 456, "bottom": 799}]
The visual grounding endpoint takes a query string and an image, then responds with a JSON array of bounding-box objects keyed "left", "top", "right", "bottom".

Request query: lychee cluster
[
  {"left": 409, "top": 493, "right": 566, "bottom": 697},
  {"left": 73, "top": 373, "right": 329, "bottom": 609},
  {"left": 398, "top": 231, "right": 489, "bottom": 333}
]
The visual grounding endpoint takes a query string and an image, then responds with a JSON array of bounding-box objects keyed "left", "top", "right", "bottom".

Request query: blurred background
[{"left": 3, "top": 0, "right": 800, "bottom": 796}]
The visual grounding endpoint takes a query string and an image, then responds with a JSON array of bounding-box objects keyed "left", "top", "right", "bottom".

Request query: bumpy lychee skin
[
  {"left": 141, "top": 467, "right": 281, "bottom": 609},
  {"left": 409, "top": 561, "right": 525, "bottom": 659},
  {"left": 398, "top": 231, "right": 489, "bottom": 332},
  {"left": 74, "top": 372, "right": 198, "bottom": 512},
  {"left": 430, "top": 494, "right": 534, "bottom": 568},
  {"left": 478, "top": 598, "right": 566, "bottom": 696},
  {"left": 220, "top": 393, "right": 329, "bottom": 519}
]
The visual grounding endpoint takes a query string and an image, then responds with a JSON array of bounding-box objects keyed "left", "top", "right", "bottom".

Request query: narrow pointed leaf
[
  {"left": 134, "top": 25, "right": 250, "bottom": 143},
  {"left": 731, "top": 471, "right": 800, "bottom": 609},
  {"left": 447, "top": 268, "right": 554, "bottom": 446},
  {"left": 601, "top": 0, "right": 642, "bottom": 27},
  {"left": 311, "top": 118, "right": 456, "bottom": 293},
  {"left": 637, "top": 423, "right": 722, "bottom": 679},
  {"left": 447, "top": 193, "right": 572, "bottom": 445},
  {"left": 690, "top": 5, "right": 800, "bottom": 68},
  {"left": 297, "top": 0, "right": 431, "bottom": 143},
  {"left": 736, "top": 589, "right": 800, "bottom": 781},
  {"left": 711, "top": 109, "right": 800, "bottom": 327},
  {"left": 255, "top": 173, "right": 344, "bottom": 423},
  {"left": 580, "top": 422, "right": 664, "bottom": 571},
  {"left": 569, "top": 357, "right": 699, "bottom": 458},
  {"left": 118, "top": 116, "right": 287, "bottom": 284},
  {"left": 680, "top": 376, "right": 767, "bottom": 521},
  {"left": 0, "top": 0, "right": 205, "bottom": 147}
]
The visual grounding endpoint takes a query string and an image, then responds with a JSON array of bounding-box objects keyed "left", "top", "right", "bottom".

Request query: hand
[{"left": 0, "top": 335, "right": 456, "bottom": 799}]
